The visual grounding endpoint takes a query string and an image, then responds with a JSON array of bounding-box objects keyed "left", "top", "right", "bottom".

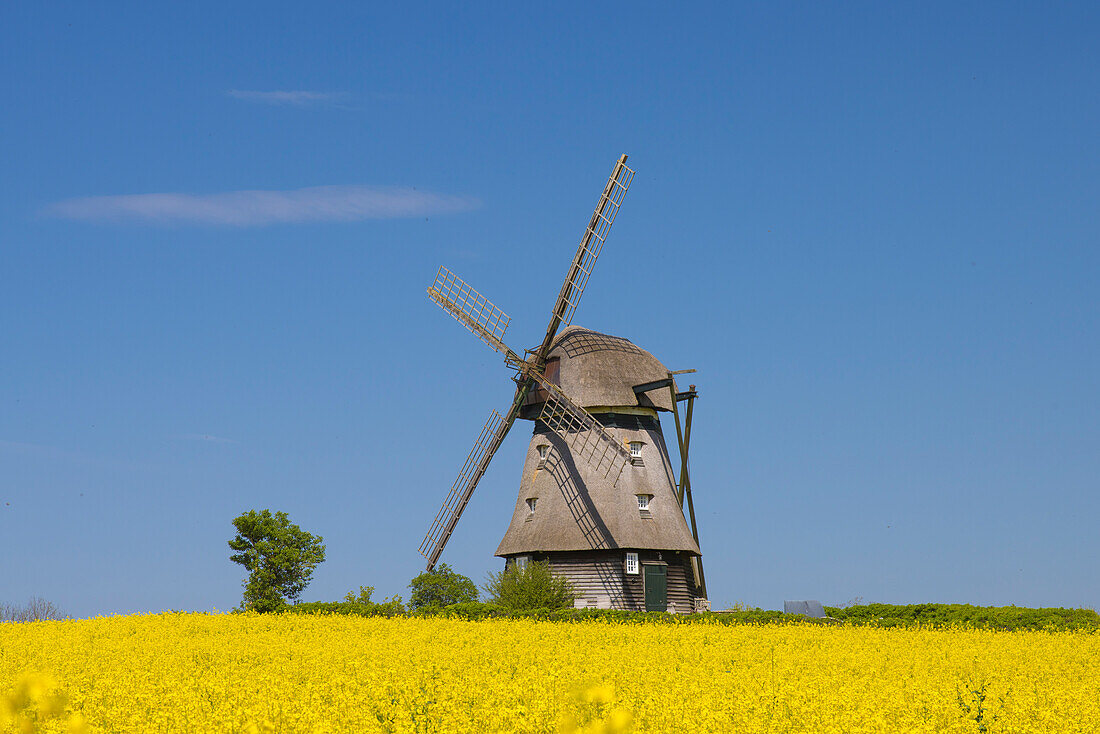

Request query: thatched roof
[
  {"left": 520, "top": 326, "right": 674, "bottom": 418},
  {"left": 495, "top": 413, "right": 700, "bottom": 556}
]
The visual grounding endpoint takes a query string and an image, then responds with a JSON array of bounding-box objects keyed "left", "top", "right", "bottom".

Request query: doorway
[{"left": 643, "top": 564, "right": 667, "bottom": 612}]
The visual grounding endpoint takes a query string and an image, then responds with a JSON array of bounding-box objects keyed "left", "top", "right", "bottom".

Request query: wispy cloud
[
  {"left": 44, "top": 185, "right": 480, "bottom": 226},
  {"left": 226, "top": 89, "right": 339, "bottom": 106}
]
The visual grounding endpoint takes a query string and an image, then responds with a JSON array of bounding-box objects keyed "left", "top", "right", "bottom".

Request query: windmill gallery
[{"left": 420, "top": 155, "right": 708, "bottom": 613}]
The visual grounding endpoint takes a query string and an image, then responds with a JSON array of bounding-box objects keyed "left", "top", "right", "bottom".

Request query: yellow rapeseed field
[{"left": 2, "top": 613, "right": 1098, "bottom": 733}]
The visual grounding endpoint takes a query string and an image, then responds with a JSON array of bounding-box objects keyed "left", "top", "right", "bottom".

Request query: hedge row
[
  {"left": 284, "top": 600, "right": 1099, "bottom": 630},
  {"left": 416, "top": 603, "right": 796, "bottom": 625},
  {"left": 823, "top": 603, "right": 1100, "bottom": 631},
  {"left": 288, "top": 599, "right": 407, "bottom": 618}
]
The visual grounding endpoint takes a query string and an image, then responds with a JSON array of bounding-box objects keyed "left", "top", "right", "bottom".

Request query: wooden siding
[{"left": 533, "top": 550, "right": 698, "bottom": 613}]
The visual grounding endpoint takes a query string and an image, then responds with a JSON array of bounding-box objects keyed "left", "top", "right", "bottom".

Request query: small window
[
  {"left": 629, "top": 441, "right": 644, "bottom": 458},
  {"left": 625, "top": 552, "right": 639, "bottom": 575},
  {"left": 515, "top": 555, "right": 531, "bottom": 570},
  {"left": 537, "top": 444, "right": 549, "bottom": 462},
  {"left": 636, "top": 494, "right": 651, "bottom": 511},
  {"left": 526, "top": 497, "right": 537, "bottom": 514}
]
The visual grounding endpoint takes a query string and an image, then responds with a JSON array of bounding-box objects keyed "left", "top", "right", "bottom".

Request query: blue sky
[{"left": 2, "top": 2, "right": 1098, "bottom": 616}]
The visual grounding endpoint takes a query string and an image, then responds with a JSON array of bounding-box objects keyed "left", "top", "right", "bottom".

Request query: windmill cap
[{"left": 521, "top": 326, "right": 675, "bottom": 417}]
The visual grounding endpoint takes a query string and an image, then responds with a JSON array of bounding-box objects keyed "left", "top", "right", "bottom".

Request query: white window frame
[
  {"left": 537, "top": 444, "right": 549, "bottom": 462},
  {"left": 629, "top": 441, "right": 644, "bottom": 458},
  {"left": 636, "top": 494, "right": 651, "bottom": 511},
  {"left": 515, "top": 555, "right": 531, "bottom": 570},
  {"left": 625, "top": 552, "right": 639, "bottom": 575},
  {"left": 526, "top": 497, "right": 537, "bottom": 514}
]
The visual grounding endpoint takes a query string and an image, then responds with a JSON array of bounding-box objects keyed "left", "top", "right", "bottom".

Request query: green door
[{"left": 643, "top": 564, "right": 667, "bottom": 612}]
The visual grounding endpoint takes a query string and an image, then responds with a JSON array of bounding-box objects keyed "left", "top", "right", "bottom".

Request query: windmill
[{"left": 420, "top": 154, "right": 707, "bottom": 612}]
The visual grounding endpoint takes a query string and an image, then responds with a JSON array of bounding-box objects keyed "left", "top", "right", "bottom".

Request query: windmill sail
[
  {"left": 536, "top": 155, "right": 634, "bottom": 363},
  {"left": 428, "top": 266, "right": 513, "bottom": 357},
  {"left": 558, "top": 156, "right": 634, "bottom": 329},
  {"left": 419, "top": 410, "right": 511, "bottom": 569}
]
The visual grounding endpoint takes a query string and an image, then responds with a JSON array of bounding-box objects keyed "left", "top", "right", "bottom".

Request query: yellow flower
[
  {"left": 1, "top": 672, "right": 70, "bottom": 733},
  {"left": 2, "top": 613, "right": 1098, "bottom": 732},
  {"left": 66, "top": 713, "right": 89, "bottom": 734},
  {"left": 582, "top": 684, "right": 615, "bottom": 706}
]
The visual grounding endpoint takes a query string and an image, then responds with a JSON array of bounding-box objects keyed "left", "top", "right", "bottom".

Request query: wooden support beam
[
  {"left": 682, "top": 386, "right": 695, "bottom": 466},
  {"left": 632, "top": 378, "right": 673, "bottom": 395},
  {"left": 666, "top": 374, "right": 687, "bottom": 507},
  {"left": 680, "top": 385, "right": 706, "bottom": 599},
  {"left": 667, "top": 373, "right": 707, "bottom": 600}
]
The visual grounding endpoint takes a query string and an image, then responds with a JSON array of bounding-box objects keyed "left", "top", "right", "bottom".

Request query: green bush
[
  {"left": 482, "top": 561, "right": 575, "bottom": 611},
  {"left": 419, "top": 602, "right": 506, "bottom": 620},
  {"left": 823, "top": 603, "right": 1100, "bottom": 631},
  {"left": 408, "top": 563, "right": 479, "bottom": 610},
  {"left": 289, "top": 586, "right": 405, "bottom": 618}
]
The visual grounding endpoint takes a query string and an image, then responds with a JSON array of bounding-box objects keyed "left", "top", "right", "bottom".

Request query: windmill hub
[{"left": 420, "top": 155, "right": 708, "bottom": 613}]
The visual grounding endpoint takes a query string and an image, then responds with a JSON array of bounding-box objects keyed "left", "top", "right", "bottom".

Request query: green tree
[
  {"left": 483, "top": 560, "right": 575, "bottom": 611},
  {"left": 228, "top": 509, "right": 326, "bottom": 612},
  {"left": 408, "top": 563, "right": 478, "bottom": 610}
]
